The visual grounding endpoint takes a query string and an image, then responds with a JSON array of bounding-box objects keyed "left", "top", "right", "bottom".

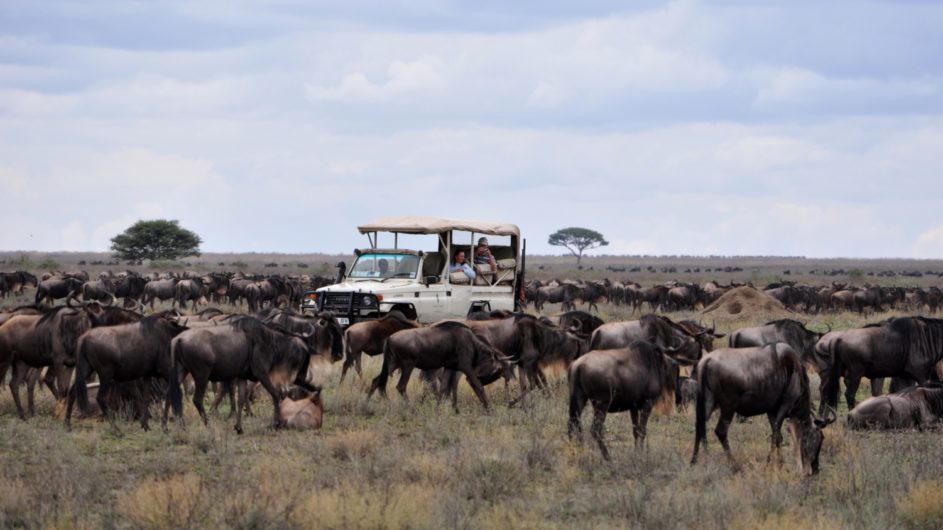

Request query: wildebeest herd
[{"left": 2, "top": 268, "right": 943, "bottom": 478}]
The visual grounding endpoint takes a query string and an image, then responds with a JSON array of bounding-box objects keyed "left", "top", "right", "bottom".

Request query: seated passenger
[
  {"left": 448, "top": 250, "right": 476, "bottom": 280},
  {"left": 474, "top": 237, "right": 497, "bottom": 272},
  {"left": 378, "top": 258, "right": 389, "bottom": 277}
]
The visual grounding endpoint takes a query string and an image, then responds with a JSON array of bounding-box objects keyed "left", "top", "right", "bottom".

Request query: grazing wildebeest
[
  {"left": 589, "top": 315, "right": 708, "bottom": 365},
  {"left": 35, "top": 277, "right": 84, "bottom": 306},
  {"left": 567, "top": 340, "right": 679, "bottom": 459},
  {"left": 0, "top": 271, "right": 38, "bottom": 298},
  {"left": 66, "top": 315, "right": 189, "bottom": 430},
  {"left": 690, "top": 343, "right": 836, "bottom": 475},
  {"left": 170, "top": 315, "right": 342, "bottom": 433},
  {"left": 822, "top": 317, "right": 943, "bottom": 412},
  {"left": 143, "top": 278, "right": 178, "bottom": 310},
  {"left": 340, "top": 313, "right": 420, "bottom": 383},
  {"left": 729, "top": 319, "right": 830, "bottom": 365},
  {"left": 846, "top": 384, "right": 943, "bottom": 430},
  {"left": 466, "top": 313, "right": 585, "bottom": 394},
  {"left": 367, "top": 321, "right": 511, "bottom": 410}
]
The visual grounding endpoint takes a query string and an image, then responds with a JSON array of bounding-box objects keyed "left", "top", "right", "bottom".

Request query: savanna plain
[{"left": 1, "top": 252, "right": 942, "bottom": 529}]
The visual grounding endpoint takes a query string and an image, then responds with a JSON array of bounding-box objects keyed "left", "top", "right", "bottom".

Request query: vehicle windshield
[{"left": 348, "top": 253, "right": 420, "bottom": 280}]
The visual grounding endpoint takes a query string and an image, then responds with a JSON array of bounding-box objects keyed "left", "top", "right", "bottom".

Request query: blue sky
[{"left": 1, "top": 0, "right": 942, "bottom": 258}]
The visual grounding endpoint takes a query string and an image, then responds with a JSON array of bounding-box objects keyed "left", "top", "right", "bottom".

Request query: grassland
[{"left": 1, "top": 254, "right": 943, "bottom": 529}]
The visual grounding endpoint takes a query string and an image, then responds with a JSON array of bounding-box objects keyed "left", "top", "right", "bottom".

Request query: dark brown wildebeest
[
  {"left": 567, "top": 340, "right": 679, "bottom": 460},
  {"left": 822, "top": 317, "right": 943, "bottom": 413},
  {"left": 589, "top": 315, "right": 710, "bottom": 365},
  {"left": 690, "top": 343, "right": 836, "bottom": 475},
  {"left": 340, "top": 313, "right": 420, "bottom": 383},
  {"left": 66, "top": 315, "right": 189, "bottom": 430},
  {"left": 539, "top": 310, "right": 605, "bottom": 339},
  {"left": 0, "top": 271, "right": 38, "bottom": 298},
  {"left": 174, "top": 277, "right": 206, "bottom": 312},
  {"left": 635, "top": 285, "right": 669, "bottom": 313},
  {"left": 535, "top": 283, "right": 580, "bottom": 312},
  {"left": 5, "top": 302, "right": 142, "bottom": 419},
  {"left": 80, "top": 277, "right": 116, "bottom": 305},
  {"left": 846, "top": 384, "right": 943, "bottom": 430},
  {"left": 729, "top": 319, "right": 829, "bottom": 365},
  {"left": 142, "top": 278, "right": 178, "bottom": 310},
  {"left": 114, "top": 273, "right": 147, "bottom": 308},
  {"left": 34, "top": 277, "right": 84, "bottom": 306},
  {"left": 170, "top": 315, "right": 342, "bottom": 433},
  {"left": 367, "top": 321, "right": 511, "bottom": 410}
]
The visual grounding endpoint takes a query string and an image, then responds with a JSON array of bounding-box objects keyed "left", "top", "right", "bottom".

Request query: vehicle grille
[{"left": 322, "top": 292, "right": 352, "bottom": 310}]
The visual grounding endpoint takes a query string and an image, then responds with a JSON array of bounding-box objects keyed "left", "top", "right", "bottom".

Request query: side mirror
[{"left": 424, "top": 275, "right": 439, "bottom": 285}]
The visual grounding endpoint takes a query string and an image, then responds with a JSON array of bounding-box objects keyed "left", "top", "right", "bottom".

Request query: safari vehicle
[{"left": 306, "top": 216, "right": 524, "bottom": 326}]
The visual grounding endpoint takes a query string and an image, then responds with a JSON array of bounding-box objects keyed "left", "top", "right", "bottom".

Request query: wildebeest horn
[
  {"left": 814, "top": 406, "right": 837, "bottom": 427},
  {"left": 567, "top": 319, "right": 583, "bottom": 333},
  {"left": 317, "top": 317, "right": 329, "bottom": 327},
  {"left": 66, "top": 291, "right": 79, "bottom": 308},
  {"left": 104, "top": 292, "right": 116, "bottom": 306},
  {"left": 825, "top": 323, "right": 832, "bottom": 334}
]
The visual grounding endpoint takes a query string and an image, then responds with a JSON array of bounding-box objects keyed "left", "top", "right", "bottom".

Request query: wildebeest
[
  {"left": 534, "top": 283, "right": 580, "bottom": 312},
  {"left": 80, "top": 277, "right": 117, "bottom": 304},
  {"left": 170, "top": 315, "right": 342, "bottom": 433},
  {"left": 567, "top": 340, "right": 679, "bottom": 459},
  {"left": 729, "top": 319, "right": 829, "bottom": 366},
  {"left": 589, "top": 315, "right": 711, "bottom": 365},
  {"left": 367, "top": 321, "right": 511, "bottom": 410},
  {"left": 690, "top": 344, "right": 836, "bottom": 475},
  {"left": 279, "top": 388, "right": 324, "bottom": 429},
  {"left": 35, "top": 276, "right": 84, "bottom": 306},
  {"left": 846, "top": 384, "right": 943, "bottom": 430},
  {"left": 340, "top": 313, "right": 420, "bottom": 383},
  {"left": 0, "top": 271, "right": 38, "bottom": 298},
  {"left": 143, "top": 278, "right": 178, "bottom": 310},
  {"left": 114, "top": 273, "right": 147, "bottom": 308},
  {"left": 66, "top": 315, "right": 189, "bottom": 430},
  {"left": 822, "top": 317, "right": 943, "bottom": 412},
  {"left": 174, "top": 277, "right": 206, "bottom": 312},
  {"left": 4, "top": 302, "right": 142, "bottom": 419},
  {"left": 539, "top": 310, "right": 605, "bottom": 339}
]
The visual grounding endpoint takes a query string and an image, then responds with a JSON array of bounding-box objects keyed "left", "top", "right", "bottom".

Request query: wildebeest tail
[
  {"left": 728, "top": 330, "right": 739, "bottom": 348},
  {"left": 75, "top": 337, "right": 91, "bottom": 412},
  {"left": 167, "top": 339, "right": 184, "bottom": 417}
]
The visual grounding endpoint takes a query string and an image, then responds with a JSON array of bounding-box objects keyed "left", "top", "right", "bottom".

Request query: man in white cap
[{"left": 474, "top": 237, "right": 497, "bottom": 272}]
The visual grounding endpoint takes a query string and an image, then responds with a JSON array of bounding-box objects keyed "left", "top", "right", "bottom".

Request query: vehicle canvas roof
[{"left": 358, "top": 216, "right": 520, "bottom": 238}]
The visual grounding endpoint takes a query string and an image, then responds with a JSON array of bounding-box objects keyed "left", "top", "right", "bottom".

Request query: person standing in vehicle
[
  {"left": 474, "top": 237, "right": 497, "bottom": 272},
  {"left": 449, "top": 250, "right": 476, "bottom": 280}
]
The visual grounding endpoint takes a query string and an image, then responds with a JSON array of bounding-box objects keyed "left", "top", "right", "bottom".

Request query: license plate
[{"left": 336, "top": 317, "right": 350, "bottom": 326}]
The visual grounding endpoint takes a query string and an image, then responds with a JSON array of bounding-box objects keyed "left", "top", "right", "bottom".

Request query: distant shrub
[
  {"left": 149, "top": 260, "right": 185, "bottom": 270},
  {"left": 230, "top": 261, "right": 248, "bottom": 270},
  {"left": 848, "top": 269, "right": 865, "bottom": 280},
  {"left": 38, "top": 258, "right": 60, "bottom": 270}
]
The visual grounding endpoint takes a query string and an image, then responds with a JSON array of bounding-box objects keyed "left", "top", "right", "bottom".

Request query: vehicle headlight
[{"left": 361, "top": 295, "right": 373, "bottom": 307}]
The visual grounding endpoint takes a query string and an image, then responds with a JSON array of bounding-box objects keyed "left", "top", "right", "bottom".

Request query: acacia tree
[
  {"left": 110, "top": 219, "right": 202, "bottom": 261},
  {"left": 548, "top": 227, "right": 608, "bottom": 266}
]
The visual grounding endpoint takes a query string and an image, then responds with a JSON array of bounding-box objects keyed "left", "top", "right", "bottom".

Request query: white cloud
[
  {"left": 305, "top": 55, "right": 445, "bottom": 103},
  {"left": 914, "top": 226, "right": 943, "bottom": 259}
]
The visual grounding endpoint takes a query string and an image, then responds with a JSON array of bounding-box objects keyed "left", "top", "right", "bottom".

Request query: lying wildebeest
[
  {"left": 340, "top": 313, "right": 420, "bottom": 383},
  {"left": 822, "top": 317, "right": 943, "bottom": 412},
  {"left": 367, "top": 321, "right": 512, "bottom": 410},
  {"left": 279, "top": 388, "right": 324, "bottom": 429},
  {"left": 690, "top": 343, "right": 836, "bottom": 475},
  {"left": 567, "top": 340, "right": 679, "bottom": 460},
  {"left": 66, "top": 315, "right": 189, "bottom": 430},
  {"left": 846, "top": 384, "right": 943, "bottom": 430},
  {"left": 170, "top": 315, "right": 342, "bottom": 433}
]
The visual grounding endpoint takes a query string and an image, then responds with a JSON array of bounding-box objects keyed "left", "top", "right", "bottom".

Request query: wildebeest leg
[
  {"left": 870, "top": 378, "right": 884, "bottom": 396},
  {"left": 25, "top": 367, "right": 39, "bottom": 416},
  {"left": 844, "top": 373, "right": 863, "bottom": 411},
  {"left": 191, "top": 378, "right": 210, "bottom": 427},
  {"left": 633, "top": 403, "right": 653, "bottom": 449},
  {"left": 255, "top": 376, "right": 284, "bottom": 429},
  {"left": 714, "top": 408, "right": 737, "bottom": 469},
  {"left": 395, "top": 366, "right": 415, "bottom": 403},
  {"left": 590, "top": 403, "right": 609, "bottom": 460},
  {"left": 209, "top": 381, "right": 226, "bottom": 415},
  {"left": 9, "top": 361, "right": 29, "bottom": 420},
  {"left": 463, "top": 370, "right": 490, "bottom": 410},
  {"left": 234, "top": 379, "right": 247, "bottom": 435},
  {"left": 137, "top": 382, "right": 152, "bottom": 431},
  {"left": 766, "top": 410, "right": 788, "bottom": 465},
  {"left": 96, "top": 374, "right": 114, "bottom": 422},
  {"left": 567, "top": 385, "right": 586, "bottom": 441}
]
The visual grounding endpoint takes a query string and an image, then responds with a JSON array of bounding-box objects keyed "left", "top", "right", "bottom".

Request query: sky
[{"left": 1, "top": 0, "right": 942, "bottom": 259}]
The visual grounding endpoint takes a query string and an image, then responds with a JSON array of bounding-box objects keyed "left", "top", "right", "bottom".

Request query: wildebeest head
[
  {"left": 307, "top": 313, "right": 344, "bottom": 362},
  {"left": 796, "top": 407, "right": 836, "bottom": 475}
]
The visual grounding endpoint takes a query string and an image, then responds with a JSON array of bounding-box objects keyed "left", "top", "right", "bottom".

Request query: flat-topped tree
[
  {"left": 110, "top": 219, "right": 202, "bottom": 261},
  {"left": 548, "top": 227, "right": 608, "bottom": 266}
]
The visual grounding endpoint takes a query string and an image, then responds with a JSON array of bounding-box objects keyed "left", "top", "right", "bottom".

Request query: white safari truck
[{"left": 306, "top": 216, "right": 524, "bottom": 326}]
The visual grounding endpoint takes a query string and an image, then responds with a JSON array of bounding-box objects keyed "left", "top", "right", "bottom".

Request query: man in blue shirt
[{"left": 448, "top": 250, "right": 476, "bottom": 280}]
